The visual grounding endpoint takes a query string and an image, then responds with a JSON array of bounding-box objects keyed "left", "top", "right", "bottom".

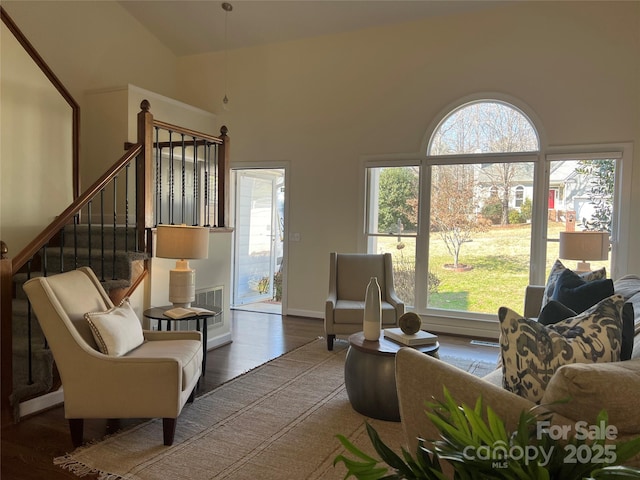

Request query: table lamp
[
  {"left": 156, "top": 225, "right": 209, "bottom": 307},
  {"left": 558, "top": 231, "right": 609, "bottom": 272}
]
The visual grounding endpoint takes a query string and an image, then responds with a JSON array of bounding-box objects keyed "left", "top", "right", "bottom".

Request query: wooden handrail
[
  {"left": 12, "top": 144, "right": 143, "bottom": 272},
  {"left": 152, "top": 120, "right": 224, "bottom": 145}
]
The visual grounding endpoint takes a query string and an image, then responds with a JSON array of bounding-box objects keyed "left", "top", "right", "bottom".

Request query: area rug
[{"left": 55, "top": 339, "right": 496, "bottom": 480}]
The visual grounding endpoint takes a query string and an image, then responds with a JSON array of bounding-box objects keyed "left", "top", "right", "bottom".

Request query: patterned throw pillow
[
  {"left": 540, "top": 259, "right": 606, "bottom": 312},
  {"left": 85, "top": 298, "right": 145, "bottom": 356},
  {"left": 498, "top": 294, "right": 624, "bottom": 403}
]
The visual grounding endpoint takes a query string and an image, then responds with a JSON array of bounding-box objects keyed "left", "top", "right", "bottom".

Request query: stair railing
[{"left": 1, "top": 101, "right": 230, "bottom": 424}]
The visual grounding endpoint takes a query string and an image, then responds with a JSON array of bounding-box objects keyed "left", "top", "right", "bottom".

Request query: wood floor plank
[{"left": 1, "top": 310, "right": 498, "bottom": 479}]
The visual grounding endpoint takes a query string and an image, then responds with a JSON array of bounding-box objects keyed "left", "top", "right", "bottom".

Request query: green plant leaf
[
  {"left": 588, "top": 465, "right": 640, "bottom": 479},
  {"left": 460, "top": 403, "right": 495, "bottom": 445},
  {"left": 336, "top": 434, "right": 380, "bottom": 463},
  {"left": 612, "top": 435, "right": 640, "bottom": 465},
  {"left": 365, "top": 423, "right": 414, "bottom": 475},
  {"left": 486, "top": 405, "right": 509, "bottom": 442}
]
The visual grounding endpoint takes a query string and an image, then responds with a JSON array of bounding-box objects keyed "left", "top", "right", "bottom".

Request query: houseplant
[{"left": 334, "top": 387, "right": 640, "bottom": 479}]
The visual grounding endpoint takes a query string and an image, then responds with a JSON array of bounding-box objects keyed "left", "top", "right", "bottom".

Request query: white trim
[
  {"left": 229, "top": 161, "right": 290, "bottom": 314},
  {"left": 19, "top": 387, "right": 64, "bottom": 418},
  {"left": 207, "top": 331, "right": 232, "bottom": 350},
  {"left": 420, "top": 92, "right": 547, "bottom": 155},
  {"left": 426, "top": 152, "right": 538, "bottom": 165},
  {"left": 545, "top": 142, "right": 632, "bottom": 279},
  {"left": 286, "top": 308, "right": 323, "bottom": 319},
  {"left": 423, "top": 316, "right": 499, "bottom": 340}
]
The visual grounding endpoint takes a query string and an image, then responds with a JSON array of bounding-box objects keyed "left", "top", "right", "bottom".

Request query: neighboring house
[{"left": 475, "top": 161, "right": 600, "bottom": 226}]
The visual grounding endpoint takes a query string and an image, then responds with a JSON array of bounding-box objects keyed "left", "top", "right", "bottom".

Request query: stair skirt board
[
  {"left": 11, "top": 225, "right": 147, "bottom": 420},
  {"left": 19, "top": 387, "right": 64, "bottom": 419}
]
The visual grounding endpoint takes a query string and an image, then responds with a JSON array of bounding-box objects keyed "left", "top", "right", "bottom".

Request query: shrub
[
  {"left": 393, "top": 251, "right": 440, "bottom": 306},
  {"left": 509, "top": 209, "right": 525, "bottom": 224},
  {"left": 481, "top": 197, "right": 503, "bottom": 225}
]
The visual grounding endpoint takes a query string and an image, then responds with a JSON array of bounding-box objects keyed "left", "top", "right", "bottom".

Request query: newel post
[
  {"left": 137, "top": 100, "right": 154, "bottom": 252},
  {"left": 218, "top": 125, "right": 230, "bottom": 228},
  {"left": 1, "top": 240, "right": 14, "bottom": 426}
]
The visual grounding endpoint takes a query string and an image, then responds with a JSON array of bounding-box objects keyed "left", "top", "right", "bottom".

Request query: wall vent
[
  {"left": 171, "top": 286, "right": 224, "bottom": 332},
  {"left": 196, "top": 285, "right": 224, "bottom": 329}
]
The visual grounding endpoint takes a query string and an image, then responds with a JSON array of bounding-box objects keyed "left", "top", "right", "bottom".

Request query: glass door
[{"left": 232, "top": 169, "right": 283, "bottom": 307}]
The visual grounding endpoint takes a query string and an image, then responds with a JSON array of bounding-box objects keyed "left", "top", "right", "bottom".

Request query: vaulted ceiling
[{"left": 119, "top": 1, "right": 506, "bottom": 56}]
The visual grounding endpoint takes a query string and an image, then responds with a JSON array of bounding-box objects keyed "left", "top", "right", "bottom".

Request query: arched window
[
  {"left": 364, "top": 97, "right": 626, "bottom": 337},
  {"left": 515, "top": 185, "right": 524, "bottom": 207},
  {"left": 428, "top": 101, "right": 539, "bottom": 155}
]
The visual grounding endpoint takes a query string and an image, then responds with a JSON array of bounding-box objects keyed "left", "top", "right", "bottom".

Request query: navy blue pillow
[
  {"left": 621, "top": 302, "right": 634, "bottom": 361},
  {"left": 552, "top": 268, "right": 614, "bottom": 314},
  {"left": 537, "top": 300, "right": 576, "bottom": 326}
]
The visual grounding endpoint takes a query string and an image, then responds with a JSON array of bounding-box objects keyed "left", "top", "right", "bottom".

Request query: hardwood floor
[{"left": 0, "top": 310, "right": 499, "bottom": 480}]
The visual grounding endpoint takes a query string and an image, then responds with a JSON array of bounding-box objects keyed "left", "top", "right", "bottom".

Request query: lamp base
[
  {"left": 169, "top": 260, "right": 195, "bottom": 307},
  {"left": 575, "top": 261, "right": 591, "bottom": 272}
]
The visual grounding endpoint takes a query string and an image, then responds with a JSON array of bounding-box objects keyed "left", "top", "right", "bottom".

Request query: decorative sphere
[{"left": 399, "top": 312, "right": 421, "bottom": 335}]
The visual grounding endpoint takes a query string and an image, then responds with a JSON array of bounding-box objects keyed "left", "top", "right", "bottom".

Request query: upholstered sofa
[{"left": 396, "top": 273, "right": 640, "bottom": 471}]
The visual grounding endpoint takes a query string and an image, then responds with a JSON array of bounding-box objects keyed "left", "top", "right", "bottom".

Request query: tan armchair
[
  {"left": 324, "top": 252, "right": 404, "bottom": 350},
  {"left": 23, "top": 267, "right": 202, "bottom": 447}
]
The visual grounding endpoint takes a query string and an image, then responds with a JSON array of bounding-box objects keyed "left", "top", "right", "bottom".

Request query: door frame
[{"left": 230, "top": 162, "right": 289, "bottom": 315}]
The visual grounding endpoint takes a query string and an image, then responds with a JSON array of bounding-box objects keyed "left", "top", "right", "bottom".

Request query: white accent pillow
[{"left": 85, "top": 298, "right": 145, "bottom": 356}]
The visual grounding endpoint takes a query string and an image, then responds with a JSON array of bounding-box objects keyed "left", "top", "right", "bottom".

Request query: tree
[
  {"left": 430, "top": 102, "right": 538, "bottom": 225},
  {"left": 377, "top": 168, "right": 418, "bottom": 233},
  {"left": 430, "top": 165, "right": 485, "bottom": 268},
  {"left": 478, "top": 163, "right": 518, "bottom": 225},
  {"left": 575, "top": 159, "right": 614, "bottom": 233}
]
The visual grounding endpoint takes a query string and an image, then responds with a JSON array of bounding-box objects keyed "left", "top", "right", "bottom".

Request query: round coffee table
[{"left": 344, "top": 331, "right": 439, "bottom": 422}]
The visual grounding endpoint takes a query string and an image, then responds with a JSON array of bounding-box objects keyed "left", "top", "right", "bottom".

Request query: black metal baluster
[
  {"left": 73, "top": 213, "right": 78, "bottom": 269},
  {"left": 125, "top": 163, "right": 130, "bottom": 252},
  {"left": 204, "top": 143, "right": 211, "bottom": 227},
  {"left": 26, "top": 260, "right": 33, "bottom": 385},
  {"left": 100, "top": 189, "right": 105, "bottom": 282},
  {"left": 155, "top": 126, "right": 161, "bottom": 226},
  {"left": 87, "top": 202, "right": 92, "bottom": 270},
  {"left": 181, "top": 133, "right": 186, "bottom": 225},
  {"left": 213, "top": 143, "right": 218, "bottom": 227},
  {"left": 193, "top": 137, "right": 199, "bottom": 226},
  {"left": 113, "top": 175, "right": 117, "bottom": 280},
  {"left": 59, "top": 225, "right": 64, "bottom": 273},
  {"left": 169, "top": 130, "right": 174, "bottom": 224}
]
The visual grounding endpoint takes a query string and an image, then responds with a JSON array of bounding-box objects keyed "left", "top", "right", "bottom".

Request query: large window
[{"left": 365, "top": 98, "right": 627, "bottom": 334}]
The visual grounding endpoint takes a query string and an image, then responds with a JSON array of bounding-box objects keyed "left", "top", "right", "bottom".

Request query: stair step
[
  {"left": 9, "top": 225, "right": 147, "bottom": 417},
  {"left": 62, "top": 225, "right": 140, "bottom": 250}
]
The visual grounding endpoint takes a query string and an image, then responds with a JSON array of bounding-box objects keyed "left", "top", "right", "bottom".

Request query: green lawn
[{"left": 377, "top": 222, "right": 609, "bottom": 315}]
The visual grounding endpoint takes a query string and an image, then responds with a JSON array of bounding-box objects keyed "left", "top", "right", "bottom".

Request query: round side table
[
  {"left": 344, "top": 331, "right": 439, "bottom": 422},
  {"left": 143, "top": 305, "right": 222, "bottom": 376}
]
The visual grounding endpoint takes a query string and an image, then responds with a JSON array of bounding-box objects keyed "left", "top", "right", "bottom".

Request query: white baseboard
[
  {"left": 207, "top": 332, "right": 232, "bottom": 350},
  {"left": 284, "top": 308, "right": 323, "bottom": 319},
  {"left": 421, "top": 316, "right": 500, "bottom": 340},
  {"left": 19, "top": 387, "right": 64, "bottom": 419}
]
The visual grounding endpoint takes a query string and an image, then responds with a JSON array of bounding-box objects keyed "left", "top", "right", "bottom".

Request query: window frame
[{"left": 360, "top": 98, "right": 633, "bottom": 338}]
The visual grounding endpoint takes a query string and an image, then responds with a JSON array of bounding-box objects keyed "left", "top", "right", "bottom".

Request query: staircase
[
  {"left": 9, "top": 225, "right": 147, "bottom": 419},
  {"left": 1, "top": 95, "right": 230, "bottom": 425}
]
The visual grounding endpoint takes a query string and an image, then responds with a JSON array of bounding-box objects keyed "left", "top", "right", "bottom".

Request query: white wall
[
  {"left": 84, "top": 85, "right": 232, "bottom": 346},
  {"left": 0, "top": 21, "right": 73, "bottom": 253},
  {"left": 2, "top": 1, "right": 638, "bottom": 320},
  {"left": 176, "top": 1, "right": 640, "bottom": 317},
  {"left": 2, "top": 1, "right": 178, "bottom": 103}
]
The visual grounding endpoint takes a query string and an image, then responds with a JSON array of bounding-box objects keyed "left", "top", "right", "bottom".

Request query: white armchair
[
  {"left": 23, "top": 267, "right": 202, "bottom": 447},
  {"left": 324, "top": 252, "right": 404, "bottom": 350}
]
